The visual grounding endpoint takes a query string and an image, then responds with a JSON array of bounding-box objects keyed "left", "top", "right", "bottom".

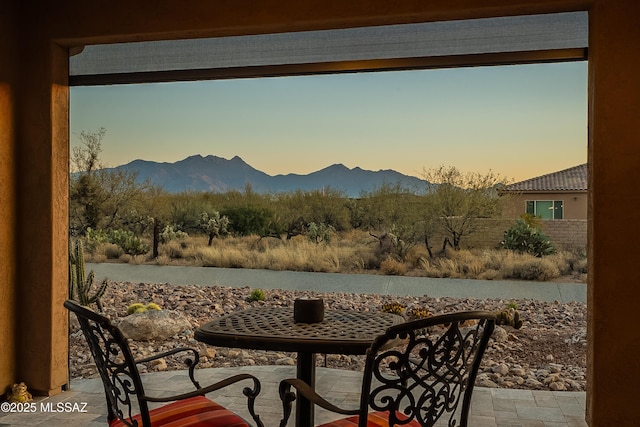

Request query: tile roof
[{"left": 501, "top": 164, "right": 587, "bottom": 192}]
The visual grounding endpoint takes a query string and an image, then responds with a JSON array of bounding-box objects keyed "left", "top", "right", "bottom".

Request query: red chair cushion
[
  {"left": 318, "top": 410, "right": 422, "bottom": 427},
  {"left": 109, "top": 395, "right": 251, "bottom": 427}
]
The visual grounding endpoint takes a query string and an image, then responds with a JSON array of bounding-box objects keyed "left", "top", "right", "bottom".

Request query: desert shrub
[
  {"left": 379, "top": 257, "right": 407, "bottom": 275},
  {"left": 519, "top": 213, "right": 543, "bottom": 228},
  {"left": 477, "top": 268, "right": 502, "bottom": 280},
  {"left": 155, "top": 255, "right": 171, "bottom": 265},
  {"left": 83, "top": 242, "right": 121, "bottom": 261},
  {"left": 222, "top": 205, "right": 273, "bottom": 236},
  {"left": 85, "top": 253, "right": 107, "bottom": 263},
  {"left": 252, "top": 236, "right": 285, "bottom": 252},
  {"left": 501, "top": 218, "right": 556, "bottom": 257},
  {"left": 552, "top": 250, "right": 587, "bottom": 275},
  {"left": 548, "top": 251, "right": 573, "bottom": 276},
  {"left": 103, "top": 243, "right": 123, "bottom": 259},
  {"left": 161, "top": 240, "right": 189, "bottom": 259},
  {"left": 503, "top": 257, "right": 561, "bottom": 281},
  {"left": 348, "top": 245, "right": 379, "bottom": 270},
  {"left": 120, "top": 254, "right": 147, "bottom": 265},
  {"left": 198, "top": 242, "right": 254, "bottom": 268},
  {"left": 404, "top": 246, "right": 430, "bottom": 269},
  {"left": 573, "top": 257, "right": 588, "bottom": 274},
  {"left": 449, "top": 250, "right": 486, "bottom": 276},
  {"left": 248, "top": 288, "right": 265, "bottom": 302},
  {"left": 436, "top": 257, "right": 463, "bottom": 278}
]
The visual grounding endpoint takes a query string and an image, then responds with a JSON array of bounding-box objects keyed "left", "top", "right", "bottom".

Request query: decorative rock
[
  {"left": 549, "top": 363, "right": 563, "bottom": 373},
  {"left": 510, "top": 367, "right": 527, "bottom": 377},
  {"left": 69, "top": 316, "right": 81, "bottom": 333},
  {"left": 114, "top": 310, "right": 191, "bottom": 341},
  {"left": 276, "top": 357, "right": 296, "bottom": 366},
  {"left": 544, "top": 373, "right": 561, "bottom": 384},
  {"left": 150, "top": 358, "right": 167, "bottom": 371},
  {"left": 549, "top": 381, "right": 566, "bottom": 391},
  {"left": 491, "top": 364, "right": 509, "bottom": 375},
  {"left": 535, "top": 369, "right": 550, "bottom": 379},
  {"left": 477, "top": 378, "right": 499, "bottom": 388},
  {"left": 524, "top": 378, "right": 543, "bottom": 388},
  {"left": 492, "top": 326, "right": 509, "bottom": 343},
  {"left": 68, "top": 280, "right": 587, "bottom": 392},
  {"left": 203, "top": 348, "right": 217, "bottom": 358}
]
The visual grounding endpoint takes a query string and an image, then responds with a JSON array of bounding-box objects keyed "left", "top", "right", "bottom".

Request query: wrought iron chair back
[
  {"left": 278, "top": 310, "right": 498, "bottom": 427},
  {"left": 360, "top": 311, "right": 497, "bottom": 427},
  {"left": 66, "top": 300, "right": 164, "bottom": 426},
  {"left": 66, "top": 300, "right": 265, "bottom": 427}
]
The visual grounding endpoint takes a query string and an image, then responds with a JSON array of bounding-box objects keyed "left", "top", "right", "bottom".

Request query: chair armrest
[
  {"left": 278, "top": 378, "right": 359, "bottom": 427},
  {"left": 135, "top": 346, "right": 199, "bottom": 365},
  {"left": 135, "top": 347, "right": 202, "bottom": 388},
  {"left": 142, "top": 373, "right": 259, "bottom": 402},
  {"left": 143, "top": 373, "right": 264, "bottom": 427}
]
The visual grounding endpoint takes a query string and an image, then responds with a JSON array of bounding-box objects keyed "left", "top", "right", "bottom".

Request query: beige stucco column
[
  {"left": 588, "top": 1, "right": 640, "bottom": 424},
  {"left": 14, "top": 32, "right": 69, "bottom": 395}
]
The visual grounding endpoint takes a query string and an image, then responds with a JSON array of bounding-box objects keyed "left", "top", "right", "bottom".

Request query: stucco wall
[
  {"left": 503, "top": 192, "right": 588, "bottom": 220},
  {"left": 0, "top": 2, "right": 18, "bottom": 394}
]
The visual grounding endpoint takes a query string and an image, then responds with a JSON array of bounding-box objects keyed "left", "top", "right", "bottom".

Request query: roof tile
[{"left": 502, "top": 164, "right": 587, "bottom": 192}]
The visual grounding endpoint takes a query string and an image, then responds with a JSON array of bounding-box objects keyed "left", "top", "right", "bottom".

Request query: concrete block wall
[
  {"left": 540, "top": 219, "right": 588, "bottom": 251},
  {"left": 430, "top": 219, "right": 587, "bottom": 251}
]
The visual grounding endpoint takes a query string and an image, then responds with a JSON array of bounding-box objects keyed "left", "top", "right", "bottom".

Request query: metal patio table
[{"left": 194, "top": 306, "right": 403, "bottom": 427}]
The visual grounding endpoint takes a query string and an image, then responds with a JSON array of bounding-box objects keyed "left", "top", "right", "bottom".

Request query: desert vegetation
[
  {"left": 71, "top": 129, "right": 587, "bottom": 283},
  {"left": 83, "top": 231, "right": 586, "bottom": 282}
]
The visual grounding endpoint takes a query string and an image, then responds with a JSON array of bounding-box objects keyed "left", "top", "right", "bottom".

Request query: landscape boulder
[{"left": 114, "top": 310, "right": 191, "bottom": 341}]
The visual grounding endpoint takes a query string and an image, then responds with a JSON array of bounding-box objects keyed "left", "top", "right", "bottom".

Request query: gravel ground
[{"left": 69, "top": 281, "right": 587, "bottom": 391}]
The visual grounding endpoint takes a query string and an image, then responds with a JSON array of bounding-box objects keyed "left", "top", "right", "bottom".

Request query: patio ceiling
[{"left": 69, "top": 11, "right": 587, "bottom": 85}]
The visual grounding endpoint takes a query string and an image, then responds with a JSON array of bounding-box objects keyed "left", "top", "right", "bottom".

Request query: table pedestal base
[{"left": 295, "top": 351, "right": 315, "bottom": 427}]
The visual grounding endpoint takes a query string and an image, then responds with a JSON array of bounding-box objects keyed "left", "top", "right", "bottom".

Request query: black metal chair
[
  {"left": 65, "top": 299, "right": 264, "bottom": 427},
  {"left": 279, "top": 311, "right": 500, "bottom": 427}
]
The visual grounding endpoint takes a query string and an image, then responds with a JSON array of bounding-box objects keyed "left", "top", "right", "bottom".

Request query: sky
[{"left": 70, "top": 61, "right": 587, "bottom": 182}]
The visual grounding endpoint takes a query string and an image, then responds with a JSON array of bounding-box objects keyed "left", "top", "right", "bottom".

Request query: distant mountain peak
[{"left": 109, "top": 154, "right": 425, "bottom": 196}]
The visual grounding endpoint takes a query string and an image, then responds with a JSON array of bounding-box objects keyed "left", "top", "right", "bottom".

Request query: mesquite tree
[{"left": 423, "top": 165, "right": 508, "bottom": 252}]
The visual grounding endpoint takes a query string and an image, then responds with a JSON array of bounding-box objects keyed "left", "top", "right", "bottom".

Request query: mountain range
[{"left": 109, "top": 155, "right": 425, "bottom": 197}]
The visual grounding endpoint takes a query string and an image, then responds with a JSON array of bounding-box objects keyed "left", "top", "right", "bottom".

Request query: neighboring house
[{"left": 500, "top": 164, "right": 587, "bottom": 220}]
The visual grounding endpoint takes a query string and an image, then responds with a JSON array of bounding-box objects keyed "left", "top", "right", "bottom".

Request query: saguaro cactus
[{"left": 69, "top": 239, "right": 108, "bottom": 311}]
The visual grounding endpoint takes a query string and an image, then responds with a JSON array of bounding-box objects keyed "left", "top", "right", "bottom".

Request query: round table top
[{"left": 194, "top": 306, "right": 403, "bottom": 354}]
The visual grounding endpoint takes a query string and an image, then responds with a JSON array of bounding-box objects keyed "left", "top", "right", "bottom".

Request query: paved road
[{"left": 88, "top": 263, "right": 586, "bottom": 303}]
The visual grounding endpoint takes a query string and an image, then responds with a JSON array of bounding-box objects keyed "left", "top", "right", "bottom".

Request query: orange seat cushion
[
  {"left": 109, "top": 395, "right": 251, "bottom": 427},
  {"left": 318, "top": 410, "right": 422, "bottom": 427}
]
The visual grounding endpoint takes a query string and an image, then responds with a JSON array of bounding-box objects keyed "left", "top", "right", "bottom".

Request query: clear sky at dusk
[{"left": 70, "top": 61, "right": 587, "bottom": 182}]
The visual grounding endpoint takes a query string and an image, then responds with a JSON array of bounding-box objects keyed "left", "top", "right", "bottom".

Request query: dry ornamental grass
[{"left": 85, "top": 231, "right": 587, "bottom": 283}]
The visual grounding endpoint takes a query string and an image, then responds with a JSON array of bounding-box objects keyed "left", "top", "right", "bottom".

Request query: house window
[{"left": 526, "top": 200, "right": 563, "bottom": 220}]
